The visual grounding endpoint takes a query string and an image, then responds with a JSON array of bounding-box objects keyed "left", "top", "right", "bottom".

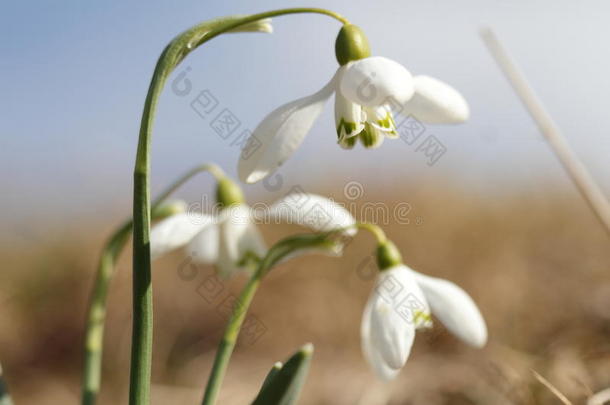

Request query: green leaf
[
  {"left": 259, "top": 361, "right": 283, "bottom": 392},
  {"left": 251, "top": 344, "right": 314, "bottom": 405}
]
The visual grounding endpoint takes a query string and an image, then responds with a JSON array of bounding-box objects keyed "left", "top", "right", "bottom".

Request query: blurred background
[{"left": 1, "top": 0, "right": 610, "bottom": 403}]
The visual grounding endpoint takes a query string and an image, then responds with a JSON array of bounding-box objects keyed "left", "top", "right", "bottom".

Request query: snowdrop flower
[
  {"left": 150, "top": 175, "right": 356, "bottom": 278},
  {"left": 238, "top": 24, "right": 469, "bottom": 183},
  {"left": 361, "top": 241, "right": 486, "bottom": 380}
]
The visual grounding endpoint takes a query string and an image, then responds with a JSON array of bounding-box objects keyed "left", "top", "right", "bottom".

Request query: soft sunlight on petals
[
  {"left": 401, "top": 75, "right": 469, "bottom": 123},
  {"left": 238, "top": 74, "right": 337, "bottom": 184},
  {"left": 265, "top": 193, "right": 357, "bottom": 235},
  {"left": 411, "top": 270, "right": 487, "bottom": 347},
  {"left": 361, "top": 265, "right": 430, "bottom": 379},
  {"left": 361, "top": 297, "right": 403, "bottom": 381},
  {"left": 339, "top": 56, "right": 414, "bottom": 108}
]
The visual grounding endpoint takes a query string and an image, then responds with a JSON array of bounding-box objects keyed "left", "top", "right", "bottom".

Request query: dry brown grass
[{"left": 1, "top": 181, "right": 609, "bottom": 404}]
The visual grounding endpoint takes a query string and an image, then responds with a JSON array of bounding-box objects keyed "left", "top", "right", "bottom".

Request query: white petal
[
  {"left": 264, "top": 193, "right": 357, "bottom": 235},
  {"left": 360, "top": 265, "right": 431, "bottom": 378},
  {"left": 370, "top": 295, "right": 414, "bottom": 369},
  {"left": 150, "top": 213, "right": 215, "bottom": 260},
  {"left": 410, "top": 270, "right": 487, "bottom": 347},
  {"left": 378, "top": 265, "right": 432, "bottom": 330},
  {"left": 334, "top": 69, "right": 365, "bottom": 142},
  {"left": 361, "top": 295, "right": 401, "bottom": 381},
  {"left": 216, "top": 205, "right": 267, "bottom": 278},
  {"left": 186, "top": 223, "right": 219, "bottom": 264},
  {"left": 339, "top": 56, "right": 414, "bottom": 108},
  {"left": 400, "top": 75, "right": 469, "bottom": 123},
  {"left": 238, "top": 73, "right": 337, "bottom": 184}
]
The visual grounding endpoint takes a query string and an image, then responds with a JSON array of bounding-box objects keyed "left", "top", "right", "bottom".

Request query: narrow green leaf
[{"left": 251, "top": 343, "right": 314, "bottom": 405}]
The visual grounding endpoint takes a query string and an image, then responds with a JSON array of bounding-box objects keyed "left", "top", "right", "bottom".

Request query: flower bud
[
  {"left": 335, "top": 24, "right": 371, "bottom": 66},
  {"left": 376, "top": 240, "right": 403, "bottom": 271},
  {"left": 216, "top": 177, "right": 245, "bottom": 209},
  {"left": 151, "top": 200, "right": 187, "bottom": 218}
]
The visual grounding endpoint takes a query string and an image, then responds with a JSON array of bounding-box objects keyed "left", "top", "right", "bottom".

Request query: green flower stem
[
  {"left": 200, "top": 233, "right": 344, "bottom": 405},
  {"left": 196, "top": 225, "right": 384, "bottom": 405},
  {"left": 200, "top": 274, "right": 261, "bottom": 405},
  {"left": 82, "top": 164, "right": 220, "bottom": 405},
  {"left": 130, "top": 8, "right": 348, "bottom": 405},
  {"left": 356, "top": 222, "right": 387, "bottom": 244}
]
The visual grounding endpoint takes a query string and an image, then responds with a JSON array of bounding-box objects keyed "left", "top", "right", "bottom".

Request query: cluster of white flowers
[
  {"left": 151, "top": 18, "right": 485, "bottom": 383},
  {"left": 150, "top": 182, "right": 355, "bottom": 278},
  {"left": 150, "top": 171, "right": 486, "bottom": 381}
]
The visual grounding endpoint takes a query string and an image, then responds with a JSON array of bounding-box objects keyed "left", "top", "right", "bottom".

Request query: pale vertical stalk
[{"left": 481, "top": 28, "right": 610, "bottom": 237}]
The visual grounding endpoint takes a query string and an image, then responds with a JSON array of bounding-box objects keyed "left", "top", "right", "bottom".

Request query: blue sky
[{"left": 2, "top": 0, "right": 610, "bottom": 227}]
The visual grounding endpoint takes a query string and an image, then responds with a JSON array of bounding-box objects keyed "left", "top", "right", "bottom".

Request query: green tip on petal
[
  {"left": 359, "top": 123, "right": 383, "bottom": 148},
  {"left": 339, "top": 133, "right": 358, "bottom": 149},
  {"left": 335, "top": 24, "right": 371, "bottom": 66},
  {"left": 336, "top": 118, "right": 359, "bottom": 139}
]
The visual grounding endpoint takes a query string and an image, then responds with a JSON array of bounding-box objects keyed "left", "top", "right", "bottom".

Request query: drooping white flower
[
  {"left": 150, "top": 191, "right": 356, "bottom": 278},
  {"left": 361, "top": 255, "right": 486, "bottom": 380},
  {"left": 238, "top": 24, "right": 469, "bottom": 183}
]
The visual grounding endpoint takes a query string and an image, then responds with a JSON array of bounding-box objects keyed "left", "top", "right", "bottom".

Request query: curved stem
[
  {"left": 82, "top": 221, "right": 131, "bottom": 405},
  {"left": 81, "top": 164, "right": 218, "bottom": 405},
  {"left": 129, "top": 9, "right": 348, "bottom": 405},
  {"left": 152, "top": 163, "right": 226, "bottom": 204},
  {"left": 356, "top": 222, "right": 387, "bottom": 244}
]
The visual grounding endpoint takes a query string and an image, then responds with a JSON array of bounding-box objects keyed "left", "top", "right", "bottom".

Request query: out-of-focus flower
[{"left": 150, "top": 176, "right": 356, "bottom": 277}]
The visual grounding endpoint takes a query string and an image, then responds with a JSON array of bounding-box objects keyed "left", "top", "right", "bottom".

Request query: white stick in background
[{"left": 480, "top": 27, "right": 610, "bottom": 238}]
